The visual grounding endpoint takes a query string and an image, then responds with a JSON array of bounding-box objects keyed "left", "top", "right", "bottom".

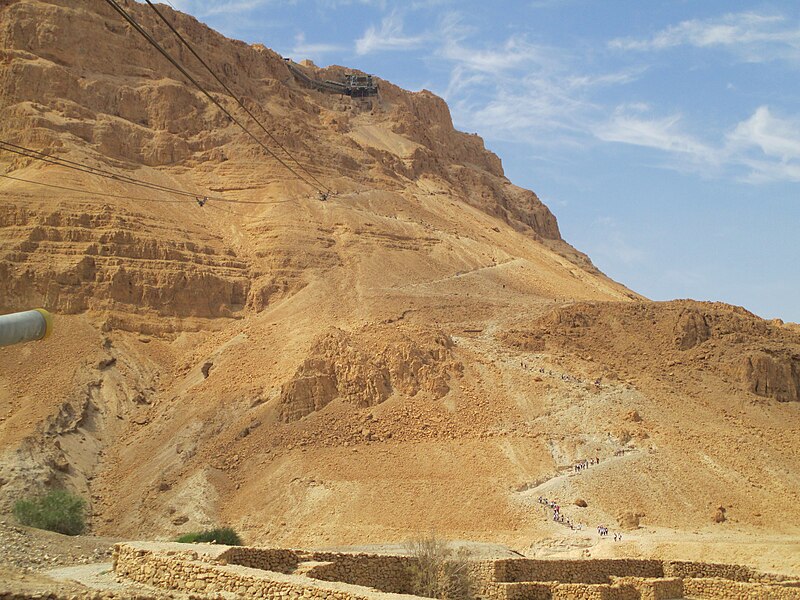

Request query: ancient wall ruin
[
  {"left": 113, "top": 542, "right": 800, "bottom": 600},
  {"left": 492, "top": 558, "right": 665, "bottom": 584}
]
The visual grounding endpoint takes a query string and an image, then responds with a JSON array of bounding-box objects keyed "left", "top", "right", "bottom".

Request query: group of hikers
[
  {"left": 535, "top": 453, "right": 627, "bottom": 541},
  {"left": 597, "top": 527, "right": 623, "bottom": 541},
  {"left": 517, "top": 362, "right": 605, "bottom": 388},
  {"left": 538, "top": 495, "right": 623, "bottom": 541},
  {"left": 574, "top": 457, "right": 600, "bottom": 472},
  {"left": 538, "top": 496, "right": 580, "bottom": 531}
]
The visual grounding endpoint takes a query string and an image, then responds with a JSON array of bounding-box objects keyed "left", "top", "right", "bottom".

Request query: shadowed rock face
[
  {"left": 737, "top": 352, "right": 800, "bottom": 403},
  {"left": 279, "top": 327, "right": 458, "bottom": 422},
  {"left": 674, "top": 308, "right": 711, "bottom": 350}
]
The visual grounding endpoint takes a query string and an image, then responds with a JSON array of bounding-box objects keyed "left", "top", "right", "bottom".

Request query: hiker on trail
[{"left": 196, "top": 196, "right": 207, "bottom": 207}]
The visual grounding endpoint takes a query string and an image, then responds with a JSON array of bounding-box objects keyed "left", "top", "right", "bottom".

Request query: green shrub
[
  {"left": 13, "top": 489, "right": 86, "bottom": 536},
  {"left": 405, "top": 533, "right": 476, "bottom": 600},
  {"left": 176, "top": 527, "right": 242, "bottom": 546}
]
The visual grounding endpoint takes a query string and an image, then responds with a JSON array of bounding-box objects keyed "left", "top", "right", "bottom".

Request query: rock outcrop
[
  {"left": 279, "top": 326, "right": 458, "bottom": 422},
  {"left": 506, "top": 300, "right": 800, "bottom": 403}
]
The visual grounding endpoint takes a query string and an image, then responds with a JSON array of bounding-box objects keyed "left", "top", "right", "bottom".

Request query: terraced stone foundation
[{"left": 113, "top": 542, "right": 800, "bottom": 599}]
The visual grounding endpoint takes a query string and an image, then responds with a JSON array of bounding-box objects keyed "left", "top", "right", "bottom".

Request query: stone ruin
[{"left": 113, "top": 542, "right": 800, "bottom": 599}]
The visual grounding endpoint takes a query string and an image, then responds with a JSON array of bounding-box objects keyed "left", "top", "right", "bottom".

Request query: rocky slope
[{"left": 0, "top": 0, "right": 798, "bottom": 575}]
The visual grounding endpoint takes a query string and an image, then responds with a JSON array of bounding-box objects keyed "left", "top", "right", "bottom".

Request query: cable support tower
[
  {"left": 101, "top": 0, "right": 327, "bottom": 197},
  {"left": 144, "top": 0, "right": 330, "bottom": 194},
  {"left": 0, "top": 140, "right": 224, "bottom": 202}
]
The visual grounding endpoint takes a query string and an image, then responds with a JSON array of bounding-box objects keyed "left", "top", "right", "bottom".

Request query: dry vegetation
[{"left": 405, "top": 534, "right": 476, "bottom": 600}]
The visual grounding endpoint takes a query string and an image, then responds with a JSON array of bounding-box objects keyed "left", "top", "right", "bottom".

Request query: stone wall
[
  {"left": 487, "top": 581, "right": 553, "bottom": 600},
  {"left": 113, "top": 543, "right": 415, "bottom": 600},
  {"left": 494, "top": 558, "right": 665, "bottom": 584},
  {"left": 683, "top": 577, "right": 800, "bottom": 599},
  {"left": 482, "top": 578, "right": 682, "bottom": 600},
  {"left": 304, "top": 552, "right": 416, "bottom": 594},
  {"left": 112, "top": 542, "right": 800, "bottom": 600},
  {"left": 1, "top": 594, "right": 156, "bottom": 600},
  {"left": 664, "top": 560, "right": 754, "bottom": 582},
  {"left": 609, "top": 576, "right": 683, "bottom": 600},
  {"left": 664, "top": 559, "right": 797, "bottom": 584},
  {"left": 217, "top": 546, "right": 299, "bottom": 574}
]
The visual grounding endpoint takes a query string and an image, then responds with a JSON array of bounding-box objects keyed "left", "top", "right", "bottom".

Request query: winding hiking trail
[
  {"left": 448, "top": 323, "right": 660, "bottom": 562},
  {"left": 519, "top": 449, "right": 644, "bottom": 501}
]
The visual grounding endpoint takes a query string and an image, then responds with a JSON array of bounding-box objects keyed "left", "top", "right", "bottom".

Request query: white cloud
[
  {"left": 432, "top": 11, "right": 645, "bottom": 147},
  {"left": 594, "top": 109, "right": 715, "bottom": 161},
  {"left": 529, "top": 0, "right": 576, "bottom": 8},
  {"left": 736, "top": 158, "right": 800, "bottom": 184},
  {"left": 441, "top": 34, "right": 550, "bottom": 74},
  {"left": 726, "top": 106, "right": 800, "bottom": 182},
  {"left": 728, "top": 106, "right": 800, "bottom": 161},
  {"left": 427, "top": 10, "right": 800, "bottom": 185},
  {"left": 610, "top": 12, "right": 800, "bottom": 63},
  {"left": 289, "top": 32, "right": 346, "bottom": 61},
  {"left": 316, "top": 0, "right": 387, "bottom": 8},
  {"left": 591, "top": 104, "right": 800, "bottom": 184},
  {"left": 565, "top": 71, "right": 642, "bottom": 89},
  {"left": 355, "top": 11, "right": 426, "bottom": 55},
  {"left": 453, "top": 81, "right": 590, "bottom": 143},
  {"left": 170, "top": 0, "right": 391, "bottom": 17},
  {"left": 442, "top": 51, "right": 640, "bottom": 147},
  {"left": 410, "top": 0, "right": 452, "bottom": 8},
  {"left": 589, "top": 216, "right": 646, "bottom": 265},
  {"left": 167, "top": 0, "right": 276, "bottom": 17}
]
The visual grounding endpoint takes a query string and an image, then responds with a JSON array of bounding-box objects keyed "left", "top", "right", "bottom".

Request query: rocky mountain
[{"left": 1, "top": 0, "right": 798, "bottom": 575}]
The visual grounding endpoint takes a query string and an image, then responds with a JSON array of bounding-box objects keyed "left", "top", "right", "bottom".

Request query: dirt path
[
  {"left": 45, "top": 563, "right": 118, "bottom": 590},
  {"left": 518, "top": 449, "right": 644, "bottom": 499}
]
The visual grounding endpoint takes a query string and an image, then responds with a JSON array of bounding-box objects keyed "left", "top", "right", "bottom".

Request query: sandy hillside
[{"left": 0, "top": 0, "right": 798, "bottom": 576}]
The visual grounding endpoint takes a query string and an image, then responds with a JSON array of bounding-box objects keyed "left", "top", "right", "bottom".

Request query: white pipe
[{"left": 0, "top": 309, "right": 53, "bottom": 347}]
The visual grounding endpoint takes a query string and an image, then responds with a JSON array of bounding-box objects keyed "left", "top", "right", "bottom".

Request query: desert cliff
[{"left": 0, "top": 0, "right": 798, "bottom": 576}]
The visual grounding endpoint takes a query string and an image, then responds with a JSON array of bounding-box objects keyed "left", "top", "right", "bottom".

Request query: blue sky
[{"left": 164, "top": 0, "right": 800, "bottom": 322}]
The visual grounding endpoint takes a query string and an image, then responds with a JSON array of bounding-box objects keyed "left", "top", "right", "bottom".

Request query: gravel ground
[
  {"left": 0, "top": 521, "right": 231, "bottom": 598},
  {"left": 0, "top": 520, "right": 116, "bottom": 572}
]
